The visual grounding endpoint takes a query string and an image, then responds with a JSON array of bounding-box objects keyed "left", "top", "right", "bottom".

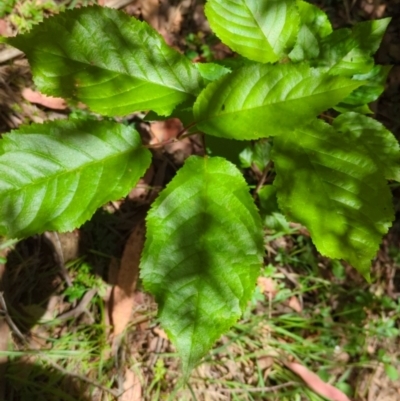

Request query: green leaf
[
  {"left": 289, "top": 0, "right": 332, "bottom": 62},
  {"left": 384, "top": 363, "right": 400, "bottom": 381},
  {"left": 258, "top": 185, "right": 291, "bottom": 233},
  {"left": 206, "top": 136, "right": 249, "bottom": 166},
  {"left": 333, "top": 112, "right": 400, "bottom": 182},
  {"left": 194, "top": 63, "right": 363, "bottom": 140},
  {"left": 239, "top": 139, "right": 271, "bottom": 171},
  {"left": 272, "top": 119, "right": 393, "bottom": 276},
  {"left": 205, "top": 0, "right": 300, "bottom": 63},
  {"left": 334, "top": 65, "right": 392, "bottom": 114},
  {"left": 5, "top": 6, "right": 203, "bottom": 117},
  {"left": 0, "top": 119, "right": 151, "bottom": 238},
  {"left": 195, "top": 62, "right": 231, "bottom": 84},
  {"left": 317, "top": 18, "right": 391, "bottom": 76},
  {"left": 140, "top": 155, "right": 264, "bottom": 373}
]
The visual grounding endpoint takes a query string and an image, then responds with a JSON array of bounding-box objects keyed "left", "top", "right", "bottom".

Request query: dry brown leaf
[
  {"left": 286, "top": 361, "right": 351, "bottom": 401},
  {"left": 128, "top": 164, "right": 155, "bottom": 203},
  {"left": 121, "top": 368, "right": 142, "bottom": 401},
  {"left": 140, "top": 0, "right": 160, "bottom": 30},
  {"left": 288, "top": 296, "right": 302, "bottom": 313},
  {"left": 257, "top": 277, "right": 277, "bottom": 296},
  {"left": 0, "top": 19, "right": 11, "bottom": 37},
  {"left": 110, "top": 220, "right": 146, "bottom": 336},
  {"left": 257, "top": 356, "right": 274, "bottom": 371},
  {"left": 22, "top": 88, "right": 67, "bottom": 110},
  {"left": 150, "top": 118, "right": 182, "bottom": 144},
  {"left": 153, "top": 326, "right": 168, "bottom": 340}
]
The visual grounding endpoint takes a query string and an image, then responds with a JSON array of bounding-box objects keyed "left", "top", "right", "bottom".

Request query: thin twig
[
  {"left": 219, "top": 381, "right": 299, "bottom": 393},
  {"left": 144, "top": 137, "right": 178, "bottom": 149},
  {"left": 0, "top": 291, "right": 25, "bottom": 342},
  {"left": 176, "top": 121, "right": 196, "bottom": 139},
  {"left": 253, "top": 161, "right": 271, "bottom": 199},
  {"left": 43, "top": 232, "right": 72, "bottom": 287},
  {"left": 55, "top": 289, "right": 97, "bottom": 321}
]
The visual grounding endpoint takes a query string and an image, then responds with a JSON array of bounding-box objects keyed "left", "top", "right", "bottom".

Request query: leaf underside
[
  {"left": 194, "top": 63, "right": 363, "bottom": 140},
  {"left": 0, "top": 119, "right": 151, "bottom": 238},
  {"left": 205, "top": 0, "right": 299, "bottom": 63},
  {"left": 140, "top": 156, "right": 264, "bottom": 373},
  {"left": 6, "top": 6, "right": 203, "bottom": 117},
  {"left": 272, "top": 119, "right": 394, "bottom": 277}
]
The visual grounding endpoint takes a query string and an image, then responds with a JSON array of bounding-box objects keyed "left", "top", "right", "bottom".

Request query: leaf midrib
[
  {"left": 32, "top": 47, "right": 193, "bottom": 96},
  {"left": 0, "top": 143, "right": 142, "bottom": 197},
  {"left": 196, "top": 81, "right": 360, "bottom": 124}
]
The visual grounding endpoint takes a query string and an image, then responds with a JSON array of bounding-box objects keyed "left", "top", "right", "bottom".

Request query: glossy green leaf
[
  {"left": 140, "top": 156, "right": 264, "bottom": 373},
  {"left": 205, "top": 0, "right": 300, "bottom": 63},
  {"left": 195, "top": 62, "right": 231, "bottom": 84},
  {"left": 333, "top": 112, "right": 400, "bottom": 181},
  {"left": 5, "top": 6, "right": 203, "bottom": 117},
  {"left": 272, "top": 119, "right": 393, "bottom": 276},
  {"left": 0, "top": 119, "right": 151, "bottom": 238},
  {"left": 289, "top": 0, "right": 332, "bottom": 62},
  {"left": 334, "top": 65, "right": 392, "bottom": 114},
  {"left": 194, "top": 63, "right": 363, "bottom": 140},
  {"left": 317, "top": 18, "right": 391, "bottom": 76}
]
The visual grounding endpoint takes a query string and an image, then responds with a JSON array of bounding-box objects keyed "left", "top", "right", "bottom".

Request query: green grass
[{"left": 2, "top": 228, "right": 400, "bottom": 400}]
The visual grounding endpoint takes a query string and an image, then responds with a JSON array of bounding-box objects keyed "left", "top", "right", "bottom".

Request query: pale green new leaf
[
  {"left": 5, "top": 6, "right": 203, "bottom": 116},
  {"left": 194, "top": 63, "right": 363, "bottom": 140},
  {"left": 317, "top": 18, "right": 391, "bottom": 76},
  {"left": 289, "top": 0, "right": 332, "bottom": 62},
  {"left": 333, "top": 112, "right": 400, "bottom": 181},
  {"left": 205, "top": 0, "right": 300, "bottom": 63},
  {"left": 0, "top": 119, "right": 151, "bottom": 238},
  {"left": 273, "top": 119, "right": 394, "bottom": 277},
  {"left": 140, "top": 156, "right": 264, "bottom": 373}
]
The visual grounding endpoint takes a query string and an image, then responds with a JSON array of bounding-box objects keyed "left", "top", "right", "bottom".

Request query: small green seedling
[{"left": 0, "top": 0, "right": 398, "bottom": 376}]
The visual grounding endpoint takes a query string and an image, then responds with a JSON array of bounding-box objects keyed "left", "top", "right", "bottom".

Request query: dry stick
[
  {"left": 176, "top": 121, "right": 197, "bottom": 139},
  {"left": 43, "top": 232, "right": 72, "bottom": 287},
  {"left": 55, "top": 289, "right": 97, "bottom": 321},
  {"left": 0, "top": 291, "right": 25, "bottom": 342},
  {"left": 253, "top": 161, "right": 271, "bottom": 199},
  {"left": 219, "top": 382, "right": 299, "bottom": 394}
]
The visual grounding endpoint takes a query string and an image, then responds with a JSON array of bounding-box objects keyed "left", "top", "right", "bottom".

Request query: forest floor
[{"left": 0, "top": 0, "right": 400, "bottom": 400}]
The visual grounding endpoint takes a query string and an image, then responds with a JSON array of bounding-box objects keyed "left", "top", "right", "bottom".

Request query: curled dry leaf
[
  {"left": 288, "top": 296, "right": 302, "bottom": 313},
  {"left": 286, "top": 361, "right": 351, "bottom": 401},
  {"left": 110, "top": 220, "right": 146, "bottom": 336},
  {"left": 22, "top": 88, "right": 67, "bottom": 110}
]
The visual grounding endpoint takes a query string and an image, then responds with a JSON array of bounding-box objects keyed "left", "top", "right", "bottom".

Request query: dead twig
[
  {"left": 55, "top": 289, "right": 97, "bottom": 321},
  {"left": 0, "top": 291, "right": 25, "bottom": 342},
  {"left": 253, "top": 161, "right": 271, "bottom": 199}
]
